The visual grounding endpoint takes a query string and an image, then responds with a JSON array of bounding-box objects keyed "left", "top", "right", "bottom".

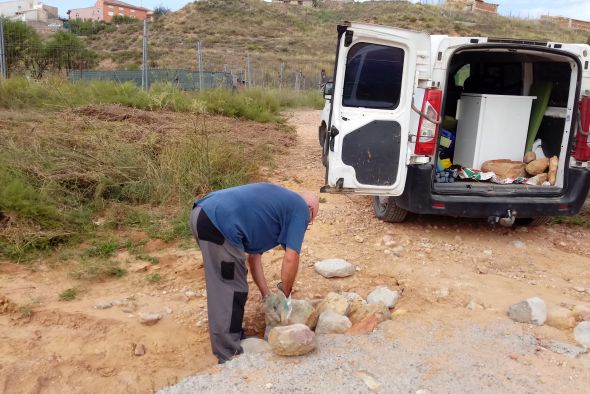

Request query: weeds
[
  {"left": 17, "top": 304, "right": 33, "bottom": 318},
  {"left": 85, "top": 240, "right": 119, "bottom": 258},
  {"left": 59, "top": 288, "right": 78, "bottom": 301},
  {"left": 69, "top": 259, "right": 127, "bottom": 280},
  {"left": 145, "top": 273, "right": 161, "bottom": 283},
  {"left": 137, "top": 254, "right": 159, "bottom": 265}
]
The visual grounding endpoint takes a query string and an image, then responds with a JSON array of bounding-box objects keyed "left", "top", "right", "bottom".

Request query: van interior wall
[{"left": 439, "top": 49, "right": 575, "bottom": 189}]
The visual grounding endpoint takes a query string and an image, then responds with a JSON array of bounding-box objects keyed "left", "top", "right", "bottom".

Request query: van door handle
[{"left": 329, "top": 126, "right": 339, "bottom": 152}]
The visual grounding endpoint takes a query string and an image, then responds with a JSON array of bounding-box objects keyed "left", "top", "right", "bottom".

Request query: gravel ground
[{"left": 158, "top": 316, "right": 590, "bottom": 394}]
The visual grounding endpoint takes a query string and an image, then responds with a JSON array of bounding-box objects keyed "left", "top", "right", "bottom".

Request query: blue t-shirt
[{"left": 195, "top": 183, "right": 310, "bottom": 254}]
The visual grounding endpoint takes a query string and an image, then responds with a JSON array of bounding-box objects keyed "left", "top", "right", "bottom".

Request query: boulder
[
  {"left": 317, "top": 292, "right": 350, "bottom": 316},
  {"left": 481, "top": 160, "right": 526, "bottom": 179},
  {"left": 240, "top": 338, "right": 271, "bottom": 354},
  {"left": 287, "top": 299, "right": 318, "bottom": 329},
  {"left": 574, "top": 321, "right": 590, "bottom": 348},
  {"left": 507, "top": 297, "right": 547, "bottom": 325},
  {"left": 348, "top": 302, "right": 391, "bottom": 325},
  {"left": 546, "top": 306, "right": 576, "bottom": 330},
  {"left": 366, "top": 287, "right": 400, "bottom": 309},
  {"left": 314, "top": 259, "right": 354, "bottom": 278},
  {"left": 525, "top": 158, "right": 549, "bottom": 176},
  {"left": 315, "top": 310, "right": 352, "bottom": 334},
  {"left": 268, "top": 324, "right": 316, "bottom": 356},
  {"left": 573, "top": 305, "right": 590, "bottom": 322},
  {"left": 340, "top": 292, "right": 366, "bottom": 305},
  {"left": 139, "top": 312, "right": 162, "bottom": 326},
  {"left": 346, "top": 313, "right": 381, "bottom": 336}
]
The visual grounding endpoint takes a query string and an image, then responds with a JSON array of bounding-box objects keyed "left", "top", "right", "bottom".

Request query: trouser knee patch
[{"left": 229, "top": 291, "right": 248, "bottom": 333}]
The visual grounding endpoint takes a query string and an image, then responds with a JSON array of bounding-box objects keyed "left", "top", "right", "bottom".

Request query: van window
[
  {"left": 342, "top": 43, "right": 405, "bottom": 110},
  {"left": 454, "top": 64, "right": 470, "bottom": 87}
]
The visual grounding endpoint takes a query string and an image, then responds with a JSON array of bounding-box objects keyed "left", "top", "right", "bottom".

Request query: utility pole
[
  {"left": 197, "top": 40, "right": 203, "bottom": 91},
  {"left": 142, "top": 19, "right": 149, "bottom": 90},
  {"left": 0, "top": 18, "right": 7, "bottom": 79}
]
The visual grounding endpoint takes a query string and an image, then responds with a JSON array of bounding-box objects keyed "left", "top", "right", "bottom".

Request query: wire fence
[{"left": 0, "top": 17, "right": 333, "bottom": 91}]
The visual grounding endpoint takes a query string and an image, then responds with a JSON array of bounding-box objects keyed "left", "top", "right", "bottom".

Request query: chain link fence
[{"left": 0, "top": 18, "right": 333, "bottom": 91}]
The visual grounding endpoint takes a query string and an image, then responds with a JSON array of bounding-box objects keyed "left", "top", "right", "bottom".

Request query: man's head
[{"left": 298, "top": 191, "right": 320, "bottom": 223}]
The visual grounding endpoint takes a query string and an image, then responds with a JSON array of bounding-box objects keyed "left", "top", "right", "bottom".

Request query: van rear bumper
[{"left": 395, "top": 165, "right": 590, "bottom": 218}]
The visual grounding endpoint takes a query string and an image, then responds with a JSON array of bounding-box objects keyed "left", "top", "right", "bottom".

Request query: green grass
[
  {"left": 137, "top": 254, "right": 160, "bottom": 265},
  {"left": 0, "top": 78, "right": 296, "bottom": 261},
  {"left": 0, "top": 78, "right": 323, "bottom": 121},
  {"left": 59, "top": 288, "right": 78, "bottom": 301},
  {"left": 553, "top": 200, "right": 590, "bottom": 227},
  {"left": 145, "top": 273, "right": 161, "bottom": 283},
  {"left": 17, "top": 304, "right": 33, "bottom": 318},
  {"left": 69, "top": 259, "right": 127, "bottom": 280}
]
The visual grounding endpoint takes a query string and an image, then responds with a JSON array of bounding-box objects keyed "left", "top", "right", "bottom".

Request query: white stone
[
  {"left": 184, "top": 290, "right": 199, "bottom": 298},
  {"left": 574, "top": 321, "right": 590, "bottom": 348},
  {"left": 391, "top": 246, "right": 404, "bottom": 256},
  {"left": 340, "top": 292, "right": 366, "bottom": 304},
  {"left": 507, "top": 297, "right": 547, "bottom": 325},
  {"left": 139, "top": 312, "right": 162, "bottom": 326},
  {"left": 95, "top": 301, "right": 113, "bottom": 309},
  {"left": 268, "top": 324, "right": 316, "bottom": 356},
  {"left": 509, "top": 240, "right": 526, "bottom": 249},
  {"left": 314, "top": 259, "right": 354, "bottom": 278},
  {"left": 366, "top": 287, "right": 400, "bottom": 309},
  {"left": 240, "top": 338, "right": 271, "bottom": 354},
  {"left": 382, "top": 235, "right": 396, "bottom": 247},
  {"left": 315, "top": 310, "right": 352, "bottom": 334},
  {"left": 433, "top": 287, "right": 450, "bottom": 298}
]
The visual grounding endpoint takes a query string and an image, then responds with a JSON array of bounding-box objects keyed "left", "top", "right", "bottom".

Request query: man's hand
[{"left": 263, "top": 291, "right": 291, "bottom": 326}]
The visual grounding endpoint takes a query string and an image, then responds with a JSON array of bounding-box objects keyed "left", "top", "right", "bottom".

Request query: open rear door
[{"left": 323, "top": 23, "right": 431, "bottom": 195}]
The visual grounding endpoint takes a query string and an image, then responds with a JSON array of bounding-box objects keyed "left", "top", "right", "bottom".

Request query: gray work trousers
[{"left": 190, "top": 206, "right": 248, "bottom": 362}]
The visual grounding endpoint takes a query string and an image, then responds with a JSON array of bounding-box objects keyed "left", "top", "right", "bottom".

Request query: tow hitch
[{"left": 488, "top": 209, "right": 516, "bottom": 227}]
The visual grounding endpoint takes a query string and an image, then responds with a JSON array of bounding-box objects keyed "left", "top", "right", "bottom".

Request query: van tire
[
  {"left": 372, "top": 196, "right": 409, "bottom": 223},
  {"left": 515, "top": 216, "right": 551, "bottom": 226}
]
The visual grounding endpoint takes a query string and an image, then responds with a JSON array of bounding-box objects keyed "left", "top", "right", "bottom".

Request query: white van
[{"left": 319, "top": 22, "right": 590, "bottom": 225}]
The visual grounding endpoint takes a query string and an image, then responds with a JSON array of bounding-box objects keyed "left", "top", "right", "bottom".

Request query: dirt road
[{"left": 1, "top": 110, "right": 590, "bottom": 393}]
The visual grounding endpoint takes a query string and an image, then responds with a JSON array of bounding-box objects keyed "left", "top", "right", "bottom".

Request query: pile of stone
[
  {"left": 507, "top": 297, "right": 590, "bottom": 350},
  {"left": 260, "top": 286, "right": 401, "bottom": 356}
]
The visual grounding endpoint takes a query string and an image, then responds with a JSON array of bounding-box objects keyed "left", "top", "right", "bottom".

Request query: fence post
[
  {"left": 279, "top": 63, "right": 284, "bottom": 89},
  {"left": 142, "top": 19, "right": 149, "bottom": 90},
  {"left": 0, "top": 18, "right": 7, "bottom": 79},
  {"left": 197, "top": 40, "right": 203, "bottom": 91},
  {"left": 246, "top": 53, "right": 252, "bottom": 87}
]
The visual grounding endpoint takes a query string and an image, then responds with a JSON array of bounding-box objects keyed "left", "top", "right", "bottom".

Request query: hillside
[{"left": 85, "top": 0, "right": 590, "bottom": 75}]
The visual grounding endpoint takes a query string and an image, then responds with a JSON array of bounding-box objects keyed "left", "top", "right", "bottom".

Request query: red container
[{"left": 573, "top": 96, "right": 590, "bottom": 162}]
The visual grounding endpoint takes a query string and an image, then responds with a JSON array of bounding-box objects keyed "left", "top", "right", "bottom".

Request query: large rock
[
  {"left": 346, "top": 313, "right": 381, "bottom": 336},
  {"left": 481, "top": 160, "right": 526, "bottom": 179},
  {"left": 317, "top": 292, "right": 350, "bottom": 316},
  {"left": 349, "top": 302, "right": 391, "bottom": 325},
  {"left": 315, "top": 310, "right": 352, "bottom": 334},
  {"left": 366, "top": 287, "right": 400, "bottom": 309},
  {"left": 240, "top": 338, "right": 271, "bottom": 354},
  {"left": 268, "top": 324, "right": 316, "bottom": 356},
  {"left": 314, "top": 259, "right": 355, "bottom": 278},
  {"left": 546, "top": 306, "right": 576, "bottom": 330},
  {"left": 287, "top": 299, "right": 318, "bottom": 329},
  {"left": 574, "top": 321, "right": 590, "bottom": 348},
  {"left": 139, "top": 312, "right": 162, "bottom": 326},
  {"left": 507, "top": 297, "right": 547, "bottom": 325}
]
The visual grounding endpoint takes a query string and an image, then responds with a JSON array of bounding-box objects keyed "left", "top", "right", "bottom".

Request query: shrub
[{"left": 59, "top": 288, "right": 78, "bottom": 301}]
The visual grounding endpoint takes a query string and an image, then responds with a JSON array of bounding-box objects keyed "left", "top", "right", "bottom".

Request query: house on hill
[
  {"left": 540, "top": 15, "right": 590, "bottom": 32},
  {"left": 447, "top": 0, "right": 499, "bottom": 14},
  {"left": 0, "top": 1, "right": 63, "bottom": 32},
  {"left": 67, "top": 0, "right": 151, "bottom": 22}
]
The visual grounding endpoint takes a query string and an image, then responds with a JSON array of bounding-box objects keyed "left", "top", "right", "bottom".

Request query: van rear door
[{"left": 323, "top": 24, "right": 431, "bottom": 195}]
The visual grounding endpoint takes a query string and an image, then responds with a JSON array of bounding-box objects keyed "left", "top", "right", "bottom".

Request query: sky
[{"left": 48, "top": 1, "right": 590, "bottom": 22}]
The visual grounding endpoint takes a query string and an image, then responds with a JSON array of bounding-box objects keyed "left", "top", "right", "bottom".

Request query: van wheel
[
  {"left": 372, "top": 196, "right": 409, "bottom": 223},
  {"left": 515, "top": 217, "right": 551, "bottom": 226}
]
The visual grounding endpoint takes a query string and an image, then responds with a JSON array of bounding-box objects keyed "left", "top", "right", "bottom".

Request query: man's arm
[
  {"left": 280, "top": 247, "right": 300, "bottom": 296},
  {"left": 247, "top": 254, "right": 270, "bottom": 297}
]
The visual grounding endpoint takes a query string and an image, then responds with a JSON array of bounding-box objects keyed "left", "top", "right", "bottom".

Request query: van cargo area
[{"left": 434, "top": 46, "right": 579, "bottom": 196}]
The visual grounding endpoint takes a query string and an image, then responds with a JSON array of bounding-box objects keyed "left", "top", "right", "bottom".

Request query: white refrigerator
[{"left": 453, "top": 93, "right": 536, "bottom": 170}]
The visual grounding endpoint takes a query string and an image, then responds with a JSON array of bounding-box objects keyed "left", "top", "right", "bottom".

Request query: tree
[
  {"left": 1, "top": 18, "right": 43, "bottom": 76},
  {"left": 153, "top": 5, "right": 171, "bottom": 18},
  {"left": 45, "top": 31, "right": 98, "bottom": 74}
]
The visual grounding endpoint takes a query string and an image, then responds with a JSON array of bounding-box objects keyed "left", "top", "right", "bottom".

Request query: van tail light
[
  {"left": 573, "top": 96, "right": 590, "bottom": 162},
  {"left": 415, "top": 88, "right": 442, "bottom": 156}
]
